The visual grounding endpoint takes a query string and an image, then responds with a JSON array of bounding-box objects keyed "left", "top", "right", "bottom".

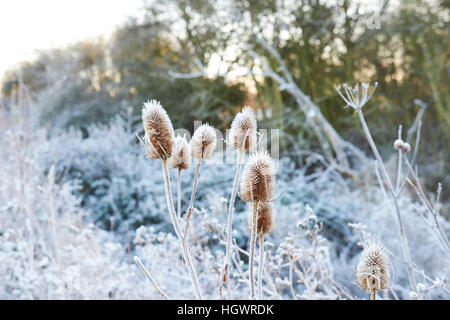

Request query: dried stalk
[
  {"left": 183, "top": 159, "right": 202, "bottom": 240},
  {"left": 219, "top": 149, "right": 244, "bottom": 299},
  {"left": 161, "top": 159, "right": 203, "bottom": 299},
  {"left": 356, "top": 108, "right": 417, "bottom": 291},
  {"left": 134, "top": 255, "right": 170, "bottom": 300},
  {"left": 177, "top": 168, "right": 182, "bottom": 218},
  {"left": 249, "top": 201, "right": 258, "bottom": 299},
  {"left": 258, "top": 234, "right": 265, "bottom": 300}
]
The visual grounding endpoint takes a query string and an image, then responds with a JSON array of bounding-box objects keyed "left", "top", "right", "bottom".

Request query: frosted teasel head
[
  {"left": 170, "top": 135, "right": 191, "bottom": 170},
  {"left": 240, "top": 150, "right": 276, "bottom": 202},
  {"left": 249, "top": 201, "right": 274, "bottom": 236},
  {"left": 335, "top": 82, "right": 378, "bottom": 110},
  {"left": 190, "top": 123, "right": 217, "bottom": 160},
  {"left": 142, "top": 100, "right": 175, "bottom": 159},
  {"left": 229, "top": 106, "right": 257, "bottom": 151},
  {"left": 356, "top": 242, "right": 391, "bottom": 292}
]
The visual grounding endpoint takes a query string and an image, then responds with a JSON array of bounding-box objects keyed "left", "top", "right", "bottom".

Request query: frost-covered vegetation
[
  {"left": 0, "top": 0, "right": 449, "bottom": 300},
  {"left": 0, "top": 82, "right": 448, "bottom": 300}
]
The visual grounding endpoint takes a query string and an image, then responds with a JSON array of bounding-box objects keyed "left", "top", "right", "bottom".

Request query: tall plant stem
[
  {"left": 184, "top": 159, "right": 202, "bottom": 239},
  {"left": 258, "top": 234, "right": 264, "bottom": 300},
  {"left": 219, "top": 150, "right": 244, "bottom": 299},
  {"left": 357, "top": 108, "right": 417, "bottom": 291},
  {"left": 371, "top": 289, "right": 377, "bottom": 300},
  {"left": 177, "top": 168, "right": 182, "bottom": 218},
  {"left": 161, "top": 159, "right": 203, "bottom": 299},
  {"left": 249, "top": 201, "right": 258, "bottom": 299}
]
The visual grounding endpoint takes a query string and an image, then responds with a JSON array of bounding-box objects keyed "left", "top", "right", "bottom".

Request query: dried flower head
[
  {"left": 190, "top": 124, "right": 217, "bottom": 160},
  {"left": 248, "top": 202, "right": 274, "bottom": 236},
  {"left": 229, "top": 106, "right": 257, "bottom": 151},
  {"left": 393, "top": 139, "right": 404, "bottom": 150},
  {"left": 142, "top": 100, "right": 175, "bottom": 159},
  {"left": 240, "top": 150, "right": 276, "bottom": 202},
  {"left": 335, "top": 82, "right": 378, "bottom": 110},
  {"left": 170, "top": 135, "right": 191, "bottom": 170},
  {"left": 356, "top": 242, "right": 391, "bottom": 292},
  {"left": 402, "top": 142, "right": 411, "bottom": 153}
]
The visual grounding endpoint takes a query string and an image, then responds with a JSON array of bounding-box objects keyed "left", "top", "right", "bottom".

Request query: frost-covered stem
[
  {"left": 395, "top": 125, "right": 403, "bottom": 193},
  {"left": 371, "top": 289, "right": 377, "bottom": 300},
  {"left": 258, "top": 234, "right": 265, "bottom": 300},
  {"left": 134, "top": 255, "right": 170, "bottom": 300},
  {"left": 48, "top": 175, "right": 66, "bottom": 300},
  {"left": 161, "top": 159, "right": 203, "bottom": 299},
  {"left": 249, "top": 201, "right": 258, "bottom": 299},
  {"left": 177, "top": 168, "right": 182, "bottom": 218},
  {"left": 219, "top": 149, "right": 244, "bottom": 299},
  {"left": 184, "top": 159, "right": 202, "bottom": 239},
  {"left": 356, "top": 108, "right": 417, "bottom": 291},
  {"left": 403, "top": 157, "right": 450, "bottom": 252}
]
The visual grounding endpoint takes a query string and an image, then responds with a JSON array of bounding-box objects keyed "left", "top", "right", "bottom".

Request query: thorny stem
[
  {"left": 249, "top": 201, "right": 259, "bottom": 299},
  {"left": 219, "top": 149, "right": 244, "bottom": 299},
  {"left": 161, "top": 159, "right": 203, "bottom": 299},
  {"left": 356, "top": 108, "right": 417, "bottom": 292},
  {"left": 184, "top": 159, "right": 202, "bottom": 240},
  {"left": 371, "top": 289, "right": 377, "bottom": 300},
  {"left": 258, "top": 234, "right": 264, "bottom": 300},
  {"left": 134, "top": 255, "right": 170, "bottom": 300}
]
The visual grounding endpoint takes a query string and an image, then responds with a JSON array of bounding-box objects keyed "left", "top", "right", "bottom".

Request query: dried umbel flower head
[
  {"left": 248, "top": 201, "right": 274, "bottom": 236},
  {"left": 190, "top": 124, "right": 217, "bottom": 160},
  {"left": 229, "top": 106, "right": 257, "bottom": 151},
  {"left": 170, "top": 135, "right": 191, "bottom": 170},
  {"left": 356, "top": 242, "right": 391, "bottom": 293},
  {"left": 142, "top": 100, "right": 175, "bottom": 159},
  {"left": 335, "top": 82, "right": 378, "bottom": 110},
  {"left": 240, "top": 150, "right": 276, "bottom": 202}
]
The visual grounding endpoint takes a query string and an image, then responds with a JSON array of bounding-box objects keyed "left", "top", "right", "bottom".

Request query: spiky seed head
[
  {"left": 142, "top": 100, "right": 175, "bottom": 159},
  {"left": 170, "top": 135, "right": 191, "bottom": 170},
  {"left": 393, "top": 139, "right": 404, "bottom": 150},
  {"left": 190, "top": 124, "right": 217, "bottom": 160},
  {"left": 229, "top": 106, "right": 257, "bottom": 151},
  {"left": 249, "top": 202, "right": 274, "bottom": 236},
  {"left": 356, "top": 242, "right": 391, "bottom": 292},
  {"left": 240, "top": 150, "right": 276, "bottom": 202}
]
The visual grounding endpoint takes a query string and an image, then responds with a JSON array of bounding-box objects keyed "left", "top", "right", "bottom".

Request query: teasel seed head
[
  {"left": 240, "top": 150, "right": 276, "bottom": 202},
  {"left": 229, "top": 106, "right": 257, "bottom": 151},
  {"left": 170, "top": 135, "right": 191, "bottom": 170},
  {"left": 190, "top": 124, "right": 217, "bottom": 160},
  {"left": 249, "top": 202, "right": 274, "bottom": 236},
  {"left": 356, "top": 242, "right": 391, "bottom": 292},
  {"left": 142, "top": 100, "right": 175, "bottom": 159}
]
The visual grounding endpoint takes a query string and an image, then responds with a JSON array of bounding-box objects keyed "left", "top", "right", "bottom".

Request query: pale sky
[{"left": 0, "top": 0, "right": 143, "bottom": 76}]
